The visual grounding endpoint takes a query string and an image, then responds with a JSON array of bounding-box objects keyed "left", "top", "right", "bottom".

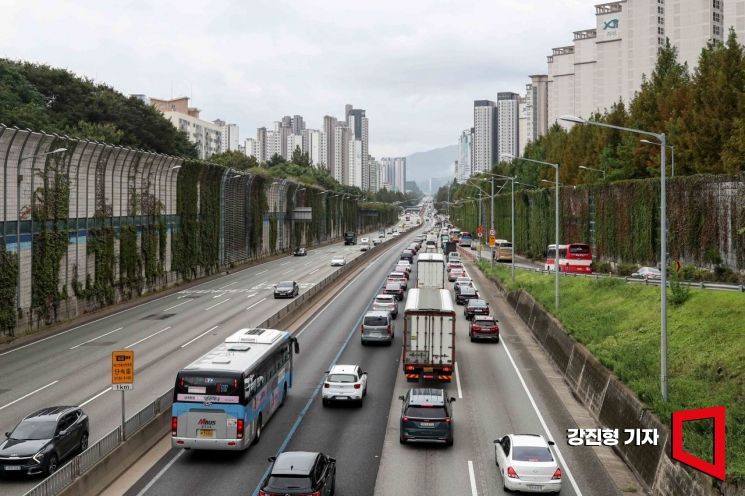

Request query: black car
[
  {"left": 0, "top": 406, "right": 89, "bottom": 476},
  {"left": 293, "top": 247, "right": 307, "bottom": 256},
  {"left": 400, "top": 249, "right": 415, "bottom": 263},
  {"left": 260, "top": 451, "right": 336, "bottom": 495},
  {"left": 273, "top": 280, "right": 299, "bottom": 299},
  {"left": 399, "top": 388, "right": 455, "bottom": 446},
  {"left": 464, "top": 298, "right": 490, "bottom": 320},
  {"left": 384, "top": 281, "right": 405, "bottom": 301},
  {"left": 455, "top": 285, "right": 479, "bottom": 305}
]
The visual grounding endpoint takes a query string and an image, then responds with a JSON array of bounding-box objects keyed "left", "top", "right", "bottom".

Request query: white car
[
  {"left": 322, "top": 364, "right": 368, "bottom": 406},
  {"left": 330, "top": 256, "right": 346, "bottom": 266},
  {"left": 396, "top": 260, "right": 412, "bottom": 273},
  {"left": 372, "top": 294, "right": 398, "bottom": 318},
  {"left": 391, "top": 230, "right": 400, "bottom": 237},
  {"left": 494, "top": 434, "right": 562, "bottom": 493},
  {"left": 360, "top": 237, "right": 370, "bottom": 251},
  {"left": 372, "top": 237, "right": 381, "bottom": 246}
]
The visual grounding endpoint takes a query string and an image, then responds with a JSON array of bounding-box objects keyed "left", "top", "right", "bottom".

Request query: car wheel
[
  {"left": 446, "top": 437, "right": 453, "bottom": 447},
  {"left": 279, "top": 384, "right": 287, "bottom": 407},
  {"left": 470, "top": 335, "right": 475, "bottom": 343},
  {"left": 399, "top": 435, "right": 406, "bottom": 444},
  {"left": 46, "top": 453, "right": 58, "bottom": 475},
  {"left": 496, "top": 337, "right": 500, "bottom": 343},
  {"left": 252, "top": 414, "right": 262, "bottom": 445},
  {"left": 361, "top": 339, "right": 367, "bottom": 346},
  {"left": 79, "top": 431, "right": 89, "bottom": 453}
]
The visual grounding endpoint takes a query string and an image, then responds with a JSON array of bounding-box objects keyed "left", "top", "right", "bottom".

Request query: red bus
[{"left": 545, "top": 244, "right": 592, "bottom": 274}]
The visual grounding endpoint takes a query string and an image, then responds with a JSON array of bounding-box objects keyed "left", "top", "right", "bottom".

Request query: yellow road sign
[{"left": 112, "top": 350, "right": 134, "bottom": 385}]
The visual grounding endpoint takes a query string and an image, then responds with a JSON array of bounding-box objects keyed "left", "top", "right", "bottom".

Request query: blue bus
[{"left": 171, "top": 328, "right": 299, "bottom": 450}]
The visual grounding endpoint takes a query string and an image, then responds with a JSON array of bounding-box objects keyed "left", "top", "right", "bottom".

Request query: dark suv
[
  {"left": 260, "top": 451, "right": 336, "bottom": 495},
  {"left": 0, "top": 406, "right": 89, "bottom": 475},
  {"left": 464, "top": 298, "right": 490, "bottom": 320},
  {"left": 398, "top": 388, "right": 456, "bottom": 446}
]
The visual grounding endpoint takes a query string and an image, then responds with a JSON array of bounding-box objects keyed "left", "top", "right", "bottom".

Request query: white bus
[{"left": 171, "top": 328, "right": 299, "bottom": 450}]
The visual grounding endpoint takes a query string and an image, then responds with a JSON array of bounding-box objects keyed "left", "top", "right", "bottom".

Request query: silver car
[
  {"left": 372, "top": 294, "right": 398, "bottom": 318},
  {"left": 360, "top": 310, "right": 395, "bottom": 345}
]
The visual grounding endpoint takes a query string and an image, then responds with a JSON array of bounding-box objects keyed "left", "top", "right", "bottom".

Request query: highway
[
  {"left": 0, "top": 228, "right": 390, "bottom": 496},
  {"left": 119, "top": 222, "right": 622, "bottom": 496}
]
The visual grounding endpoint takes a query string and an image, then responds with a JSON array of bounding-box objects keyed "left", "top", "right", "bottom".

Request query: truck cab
[{"left": 343, "top": 231, "right": 357, "bottom": 245}]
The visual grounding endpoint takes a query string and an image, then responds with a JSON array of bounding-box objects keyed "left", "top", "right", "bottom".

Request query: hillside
[{"left": 405, "top": 144, "right": 457, "bottom": 183}]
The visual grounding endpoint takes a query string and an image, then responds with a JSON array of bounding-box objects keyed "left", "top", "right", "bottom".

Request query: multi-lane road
[
  {"left": 0, "top": 229, "right": 388, "bottom": 496},
  {"left": 1, "top": 220, "right": 627, "bottom": 495}
]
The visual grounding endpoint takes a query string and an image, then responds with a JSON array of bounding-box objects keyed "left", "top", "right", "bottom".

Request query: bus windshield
[
  {"left": 175, "top": 372, "right": 243, "bottom": 403},
  {"left": 569, "top": 244, "right": 591, "bottom": 255}
]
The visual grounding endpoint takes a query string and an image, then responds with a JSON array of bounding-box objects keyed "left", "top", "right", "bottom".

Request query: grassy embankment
[{"left": 476, "top": 260, "right": 745, "bottom": 480}]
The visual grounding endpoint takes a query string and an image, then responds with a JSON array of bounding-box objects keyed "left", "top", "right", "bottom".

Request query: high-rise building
[
  {"left": 457, "top": 128, "right": 473, "bottom": 183},
  {"left": 214, "top": 119, "right": 239, "bottom": 152},
  {"left": 379, "top": 157, "right": 394, "bottom": 190},
  {"left": 256, "top": 127, "right": 267, "bottom": 162},
  {"left": 287, "top": 134, "right": 303, "bottom": 159},
  {"left": 302, "top": 129, "right": 324, "bottom": 166},
  {"left": 323, "top": 116, "right": 338, "bottom": 173},
  {"left": 369, "top": 156, "right": 381, "bottom": 192},
  {"left": 245, "top": 137, "right": 258, "bottom": 159},
  {"left": 394, "top": 157, "right": 406, "bottom": 193},
  {"left": 346, "top": 105, "right": 370, "bottom": 191},
  {"left": 291, "top": 115, "right": 305, "bottom": 135},
  {"left": 150, "top": 96, "right": 222, "bottom": 160},
  {"left": 473, "top": 100, "right": 497, "bottom": 174},
  {"left": 525, "top": 75, "right": 549, "bottom": 145},
  {"left": 333, "top": 124, "right": 351, "bottom": 184},
  {"left": 497, "top": 92, "right": 520, "bottom": 161},
  {"left": 725, "top": 1, "right": 745, "bottom": 38},
  {"left": 518, "top": 97, "right": 528, "bottom": 156},
  {"left": 348, "top": 139, "right": 363, "bottom": 189}
]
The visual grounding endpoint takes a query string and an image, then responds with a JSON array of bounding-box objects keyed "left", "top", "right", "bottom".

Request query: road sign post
[{"left": 112, "top": 350, "right": 134, "bottom": 440}]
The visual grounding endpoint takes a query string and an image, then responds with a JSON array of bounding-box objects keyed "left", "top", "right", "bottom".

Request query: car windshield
[
  {"left": 328, "top": 373, "right": 357, "bottom": 383},
  {"left": 266, "top": 476, "right": 312, "bottom": 490},
  {"left": 512, "top": 446, "right": 554, "bottom": 462},
  {"left": 405, "top": 406, "right": 448, "bottom": 419},
  {"left": 364, "top": 315, "right": 388, "bottom": 326},
  {"left": 11, "top": 420, "right": 57, "bottom": 440}
]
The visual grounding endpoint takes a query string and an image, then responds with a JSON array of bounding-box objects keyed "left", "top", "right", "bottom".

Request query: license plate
[
  {"left": 527, "top": 485, "right": 542, "bottom": 490},
  {"left": 4, "top": 465, "right": 21, "bottom": 471},
  {"left": 197, "top": 429, "right": 215, "bottom": 438},
  {"left": 336, "top": 396, "right": 348, "bottom": 400},
  {"left": 423, "top": 367, "right": 433, "bottom": 373},
  {"left": 419, "top": 422, "right": 435, "bottom": 427}
]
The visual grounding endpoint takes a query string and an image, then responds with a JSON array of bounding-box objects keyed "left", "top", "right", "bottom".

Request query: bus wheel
[
  {"left": 252, "top": 414, "right": 263, "bottom": 445},
  {"left": 280, "top": 384, "right": 287, "bottom": 407}
]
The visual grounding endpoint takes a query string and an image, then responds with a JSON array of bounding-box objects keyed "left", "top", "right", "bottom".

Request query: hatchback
[
  {"left": 322, "top": 365, "right": 368, "bottom": 406},
  {"left": 260, "top": 451, "right": 336, "bottom": 496},
  {"left": 494, "top": 434, "right": 562, "bottom": 493},
  {"left": 361, "top": 310, "right": 395, "bottom": 345},
  {"left": 372, "top": 294, "right": 398, "bottom": 318},
  {"left": 470, "top": 315, "right": 500, "bottom": 342},
  {"left": 448, "top": 267, "right": 465, "bottom": 282},
  {"left": 399, "top": 388, "right": 455, "bottom": 446},
  {"left": 0, "top": 406, "right": 89, "bottom": 476},
  {"left": 464, "top": 298, "right": 490, "bottom": 320}
]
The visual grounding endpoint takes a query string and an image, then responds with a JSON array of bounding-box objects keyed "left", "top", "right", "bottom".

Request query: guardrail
[
  {"left": 468, "top": 249, "right": 745, "bottom": 293},
  {"left": 22, "top": 226, "right": 412, "bottom": 496}
]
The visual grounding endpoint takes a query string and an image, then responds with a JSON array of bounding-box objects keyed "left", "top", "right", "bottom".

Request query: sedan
[
  {"left": 260, "top": 451, "right": 336, "bottom": 496},
  {"left": 453, "top": 276, "right": 472, "bottom": 292},
  {"left": 631, "top": 266, "right": 662, "bottom": 280},
  {"left": 494, "top": 434, "right": 562, "bottom": 493},
  {"left": 273, "top": 280, "right": 299, "bottom": 299},
  {"left": 455, "top": 285, "right": 479, "bottom": 305},
  {"left": 448, "top": 267, "right": 465, "bottom": 282},
  {"left": 330, "top": 256, "right": 346, "bottom": 266},
  {"left": 464, "top": 298, "right": 490, "bottom": 320},
  {"left": 470, "top": 315, "right": 500, "bottom": 342},
  {"left": 293, "top": 247, "right": 307, "bottom": 256},
  {"left": 0, "top": 406, "right": 89, "bottom": 476},
  {"left": 322, "top": 364, "right": 368, "bottom": 406},
  {"left": 384, "top": 281, "right": 405, "bottom": 301}
]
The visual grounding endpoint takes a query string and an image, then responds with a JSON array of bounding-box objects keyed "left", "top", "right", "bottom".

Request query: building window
[
  {"left": 713, "top": 25, "right": 721, "bottom": 35},
  {"left": 658, "top": 16, "right": 664, "bottom": 24},
  {"left": 713, "top": 0, "right": 721, "bottom": 9},
  {"left": 658, "top": 26, "right": 665, "bottom": 35},
  {"left": 658, "top": 6, "right": 664, "bottom": 13},
  {"left": 713, "top": 12, "right": 720, "bottom": 22}
]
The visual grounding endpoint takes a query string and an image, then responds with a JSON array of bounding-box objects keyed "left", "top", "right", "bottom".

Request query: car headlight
[{"left": 32, "top": 450, "right": 45, "bottom": 464}]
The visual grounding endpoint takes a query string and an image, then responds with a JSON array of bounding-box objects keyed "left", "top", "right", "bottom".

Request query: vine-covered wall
[
  {"left": 0, "top": 126, "right": 397, "bottom": 337},
  {"left": 451, "top": 173, "right": 745, "bottom": 269}
]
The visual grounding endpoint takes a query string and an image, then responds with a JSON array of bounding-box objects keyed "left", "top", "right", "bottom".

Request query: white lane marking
[
  {"left": 304, "top": 262, "right": 312, "bottom": 266},
  {"left": 245, "top": 292, "right": 258, "bottom": 299},
  {"left": 455, "top": 361, "right": 463, "bottom": 399},
  {"left": 218, "top": 281, "right": 238, "bottom": 289},
  {"left": 283, "top": 269, "right": 294, "bottom": 275},
  {"left": 0, "top": 381, "right": 59, "bottom": 411},
  {"left": 256, "top": 269, "right": 268, "bottom": 275},
  {"left": 135, "top": 449, "right": 185, "bottom": 496},
  {"left": 79, "top": 387, "right": 112, "bottom": 407},
  {"left": 309, "top": 268, "right": 321, "bottom": 275},
  {"left": 69, "top": 327, "right": 123, "bottom": 350},
  {"left": 501, "top": 338, "right": 584, "bottom": 495},
  {"left": 281, "top": 261, "right": 290, "bottom": 266},
  {"left": 212, "top": 293, "right": 225, "bottom": 299},
  {"left": 126, "top": 327, "right": 172, "bottom": 348},
  {"left": 246, "top": 297, "right": 267, "bottom": 311},
  {"left": 163, "top": 301, "right": 188, "bottom": 312},
  {"left": 181, "top": 326, "right": 219, "bottom": 348},
  {"left": 467, "top": 460, "right": 478, "bottom": 496},
  {"left": 205, "top": 298, "right": 230, "bottom": 311}
]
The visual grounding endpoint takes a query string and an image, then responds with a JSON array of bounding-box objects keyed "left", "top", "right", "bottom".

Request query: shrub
[
  {"left": 592, "top": 260, "right": 612, "bottom": 273},
  {"left": 616, "top": 262, "right": 639, "bottom": 276},
  {"left": 669, "top": 270, "right": 690, "bottom": 305}
]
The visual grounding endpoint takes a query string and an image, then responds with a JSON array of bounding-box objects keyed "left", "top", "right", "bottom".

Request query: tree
[
  {"left": 290, "top": 146, "right": 311, "bottom": 167},
  {"left": 267, "top": 153, "right": 286, "bottom": 167},
  {"left": 208, "top": 150, "right": 258, "bottom": 170}
]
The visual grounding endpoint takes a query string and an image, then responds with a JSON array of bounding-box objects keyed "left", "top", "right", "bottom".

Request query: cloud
[{"left": 0, "top": 0, "right": 591, "bottom": 156}]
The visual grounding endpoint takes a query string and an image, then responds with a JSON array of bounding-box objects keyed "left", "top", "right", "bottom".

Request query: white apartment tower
[
  {"left": 322, "top": 116, "right": 338, "bottom": 173},
  {"left": 302, "top": 129, "right": 324, "bottom": 166},
  {"left": 346, "top": 106, "right": 370, "bottom": 191},
  {"left": 214, "top": 119, "right": 239, "bottom": 152},
  {"left": 457, "top": 128, "right": 473, "bottom": 183},
  {"left": 525, "top": 75, "right": 549, "bottom": 145},
  {"left": 287, "top": 134, "right": 303, "bottom": 159},
  {"left": 473, "top": 101, "right": 497, "bottom": 174},
  {"left": 333, "top": 125, "right": 351, "bottom": 184},
  {"left": 244, "top": 138, "right": 258, "bottom": 159},
  {"left": 497, "top": 92, "right": 520, "bottom": 161}
]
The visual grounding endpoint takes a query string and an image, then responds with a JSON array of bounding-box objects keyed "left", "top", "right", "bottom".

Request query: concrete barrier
[{"left": 476, "top": 269, "right": 745, "bottom": 496}]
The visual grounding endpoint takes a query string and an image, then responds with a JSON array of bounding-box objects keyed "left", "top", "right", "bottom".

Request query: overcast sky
[{"left": 1, "top": 0, "right": 591, "bottom": 157}]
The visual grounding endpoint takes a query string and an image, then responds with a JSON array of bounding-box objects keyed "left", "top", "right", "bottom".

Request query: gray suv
[
  {"left": 398, "top": 388, "right": 455, "bottom": 446},
  {"left": 361, "top": 310, "right": 395, "bottom": 345}
]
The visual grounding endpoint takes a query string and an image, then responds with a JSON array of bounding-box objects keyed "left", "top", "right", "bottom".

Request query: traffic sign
[
  {"left": 488, "top": 235, "right": 496, "bottom": 248},
  {"left": 476, "top": 224, "right": 484, "bottom": 236},
  {"left": 113, "top": 384, "right": 133, "bottom": 391},
  {"left": 675, "top": 260, "right": 682, "bottom": 273},
  {"left": 489, "top": 228, "right": 496, "bottom": 237},
  {"left": 112, "top": 350, "right": 134, "bottom": 387}
]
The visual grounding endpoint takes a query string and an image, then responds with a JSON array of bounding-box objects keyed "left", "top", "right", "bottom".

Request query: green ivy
[
  {"left": 74, "top": 222, "right": 115, "bottom": 305},
  {"left": 0, "top": 247, "right": 18, "bottom": 333},
  {"left": 249, "top": 174, "right": 269, "bottom": 257},
  {"left": 269, "top": 212, "right": 278, "bottom": 253},
  {"left": 172, "top": 160, "right": 201, "bottom": 278},
  {"left": 119, "top": 224, "right": 142, "bottom": 297}
]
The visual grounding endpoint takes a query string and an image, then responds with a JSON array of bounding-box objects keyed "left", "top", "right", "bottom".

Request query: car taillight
[
  {"left": 171, "top": 416, "right": 177, "bottom": 436},
  {"left": 324, "top": 383, "right": 330, "bottom": 388},
  {"left": 354, "top": 384, "right": 361, "bottom": 389},
  {"left": 402, "top": 416, "right": 409, "bottom": 422},
  {"left": 472, "top": 324, "right": 481, "bottom": 331},
  {"left": 387, "top": 324, "right": 392, "bottom": 335},
  {"left": 507, "top": 466, "right": 519, "bottom": 479},
  {"left": 442, "top": 366, "right": 451, "bottom": 373},
  {"left": 236, "top": 419, "right": 244, "bottom": 439},
  {"left": 444, "top": 417, "right": 452, "bottom": 423},
  {"left": 405, "top": 365, "right": 415, "bottom": 371},
  {"left": 552, "top": 468, "right": 562, "bottom": 480},
  {"left": 259, "top": 491, "right": 267, "bottom": 496},
  {"left": 360, "top": 324, "right": 364, "bottom": 333}
]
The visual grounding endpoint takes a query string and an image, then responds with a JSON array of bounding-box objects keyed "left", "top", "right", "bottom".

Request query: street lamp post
[
  {"left": 640, "top": 139, "right": 675, "bottom": 178},
  {"left": 578, "top": 165, "right": 606, "bottom": 180},
  {"left": 488, "top": 167, "right": 519, "bottom": 283},
  {"left": 562, "top": 114, "right": 668, "bottom": 402},
  {"left": 503, "top": 154, "right": 560, "bottom": 309}
]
